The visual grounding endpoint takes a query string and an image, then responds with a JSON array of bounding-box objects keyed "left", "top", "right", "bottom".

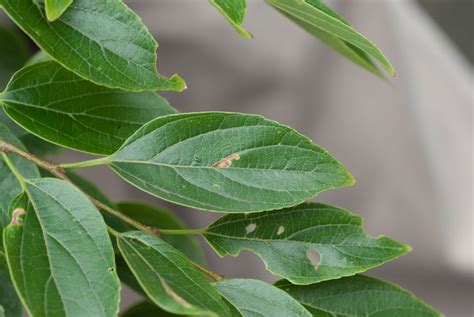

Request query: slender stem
[
  {"left": 106, "top": 225, "right": 121, "bottom": 238},
  {"left": 1, "top": 152, "right": 26, "bottom": 191},
  {"left": 60, "top": 157, "right": 111, "bottom": 170},
  {"left": 192, "top": 261, "right": 224, "bottom": 281},
  {"left": 158, "top": 228, "right": 206, "bottom": 235}
]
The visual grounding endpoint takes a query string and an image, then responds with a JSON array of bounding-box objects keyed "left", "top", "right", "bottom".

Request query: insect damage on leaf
[
  {"left": 159, "top": 277, "right": 192, "bottom": 308},
  {"left": 211, "top": 153, "right": 240, "bottom": 168},
  {"left": 10, "top": 208, "right": 25, "bottom": 225}
]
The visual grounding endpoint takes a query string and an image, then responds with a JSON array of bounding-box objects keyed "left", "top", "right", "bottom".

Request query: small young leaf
[
  {"left": 3, "top": 178, "right": 120, "bottom": 317},
  {"left": 117, "top": 201, "right": 205, "bottom": 264},
  {"left": 204, "top": 202, "right": 410, "bottom": 284},
  {"left": 0, "top": 24, "right": 28, "bottom": 89},
  {"left": 121, "top": 301, "right": 177, "bottom": 317},
  {"left": 0, "top": 255, "right": 21, "bottom": 317},
  {"left": 214, "top": 279, "right": 312, "bottom": 317},
  {"left": 0, "top": 0, "right": 185, "bottom": 91},
  {"left": 44, "top": 0, "right": 73, "bottom": 22},
  {"left": 1, "top": 61, "right": 178, "bottom": 154},
  {"left": 0, "top": 123, "right": 40, "bottom": 249},
  {"left": 109, "top": 112, "right": 353, "bottom": 213},
  {"left": 266, "top": 0, "right": 394, "bottom": 76},
  {"left": 117, "top": 231, "right": 230, "bottom": 316},
  {"left": 209, "top": 0, "right": 252, "bottom": 39},
  {"left": 275, "top": 275, "right": 442, "bottom": 316}
]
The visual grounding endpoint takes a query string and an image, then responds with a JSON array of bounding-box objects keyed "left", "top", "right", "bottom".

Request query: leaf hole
[
  {"left": 246, "top": 223, "right": 257, "bottom": 234},
  {"left": 277, "top": 226, "right": 285, "bottom": 235},
  {"left": 306, "top": 249, "right": 320, "bottom": 268}
]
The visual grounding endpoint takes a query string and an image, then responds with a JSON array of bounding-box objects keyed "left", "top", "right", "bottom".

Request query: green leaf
[
  {"left": 44, "top": 0, "right": 73, "bottom": 21},
  {"left": 266, "top": 0, "right": 394, "bottom": 76},
  {"left": 214, "top": 279, "right": 312, "bottom": 317},
  {"left": 1, "top": 61, "right": 178, "bottom": 154},
  {"left": 0, "top": 110, "right": 60, "bottom": 157},
  {"left": 25, "top": 50, "right": 51, "bottom": 66},
  {"left": 275, "top": 275, "right": 442, "bottom": 316},
  {"left": 0, "top": 24, "right": 28, "bottom": 89},
  {"left": 121, "top": 301, "right": 177, "bottom": 317},
  {"left": 0, "top": 255, "right": 21, "bottom": 317},
  {"left": 3, "top": 178, "right": 120, "bottom": 317},
  {"left": 0, "top": 123, "right": 40, "bottom": 249},
  {"left": 117, "top": 231, "right": 230, "bottom": 316},
  {"left": 209, "top": 0, "right": 252, "bottom": 39},
  {"left": 117, "top": 201, "right": 205, "bottom": 264},
  {"left": 203, "top": 202, "right": 410, "bottom": 284},
  {"left": 0, "top": 0, "right": 185, "bottom": 91},
  {"left": 108, "top": 112, "right": 353, "bottom": 213}
]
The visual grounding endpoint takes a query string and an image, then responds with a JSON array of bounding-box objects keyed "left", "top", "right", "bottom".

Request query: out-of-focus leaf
[
  {"left": 266, "top": 0, "right": 394, "bottom": 77},
  {"left": 0, "top": 255, "right": 21, "bottom": 317},
  {"left": 0, "top": 24, "right": 28, "bottom": 89},
  {"left": 209, "top": 0, "right": 252, "bottom": 39},
  {"left": 121, "top": 301, "right": 177, "bottom": 317}
]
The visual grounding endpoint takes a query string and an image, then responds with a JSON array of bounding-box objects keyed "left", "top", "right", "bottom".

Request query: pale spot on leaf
[
  {"left": 246, "top": 223, "right": 257, "bottom": 234},
  {"left": 277, "top": 226, "right": 285, "bottom": 235},
  {"left": 11, "top": 208, "right": 25, "bottom": 225},
  {"left": 159, "top": 277, "right": 192, "bottom": 308},
  {"left": 212, "top": 153, "right": 240, "bottom": 168},
  {"left": 306, "top": 249, "right": 320, "bottom": 268}
]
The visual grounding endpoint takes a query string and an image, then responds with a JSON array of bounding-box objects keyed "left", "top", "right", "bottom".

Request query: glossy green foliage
[
  {"left": 204, "top": 203, "right": 410, "bottom": 284},
  {"left": 0, "top": 25, "right": 28, "bottom": 89},
  {"left": 117, "top": 202, "right": 205, "bottom": 264},
  {"left": 44, "top": 0, "right": 73, "bottom": 21},
  {"left": 210, "top": 0, "right": 252, "bottom": 39},
  {"left": 215, "top": 279, "right": 311, "bottom": 317},
  {"left": 0, "top": 255, "right": 21, "bottom": 317},
  {"left": 117, "top": 231, "right": 229, "bottom": 316},
  {"left": 3, "top": 179, "right": 120, "bottom": 317},
  {"left": 276, "top": 275, "right": 442, "bottom": 316},
  {"left": 0, "top": 124, "right": 39, "bottom": 249},
  {"left": 109, "top": 112, "right": 353, "bottom": 212},
  {"left": 1, "top": 61, "right": 177, "bottom": 154},
  {"left": 0, "top": 0, "right": 185, "bottom": 91},
  {"left": 266, "top": 0, "right": 394, "bottom": 76}
]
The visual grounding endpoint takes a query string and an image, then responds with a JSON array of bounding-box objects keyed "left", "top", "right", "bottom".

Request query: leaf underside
[
  {"left": 209, "top": 0, "right": 252, "bottom": 39},
  {"left": 3, "top": 179, "right": 120, "bottom": 317}
]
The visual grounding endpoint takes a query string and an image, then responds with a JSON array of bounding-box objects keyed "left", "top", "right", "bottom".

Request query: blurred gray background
[{"left": 3, "top": 0, "right": 473, "bottom": 316}]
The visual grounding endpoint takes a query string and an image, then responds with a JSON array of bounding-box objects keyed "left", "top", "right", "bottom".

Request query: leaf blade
[
  {"left": 204, "top": 202, "right": 410, "bottom": 284},
  {"left": 109, "top": 112, "right": 353, "bottom": 213},
  {"left": 215, "top": 279, "right": 312, "bottom": 317},
  {"left": 0, "top": 0, "right": 185, "bottom": 91},
  {"left": 117, "top": 231, "right": 229, "bottom": 316},
  {"left": 3, "top": 178, "right": 121, "bottom": 317},
  {"left": 275, "top": 275, "right": 442, "bottom": 316},
  {"left": 1, "top": 61, "right": 177, "bottom": 154},
  {"left": 45, "top": 0, "right": 73, "bottom": 21},
  {"left": 266, "top": 0, "right": 394, "bottom": 76}
]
